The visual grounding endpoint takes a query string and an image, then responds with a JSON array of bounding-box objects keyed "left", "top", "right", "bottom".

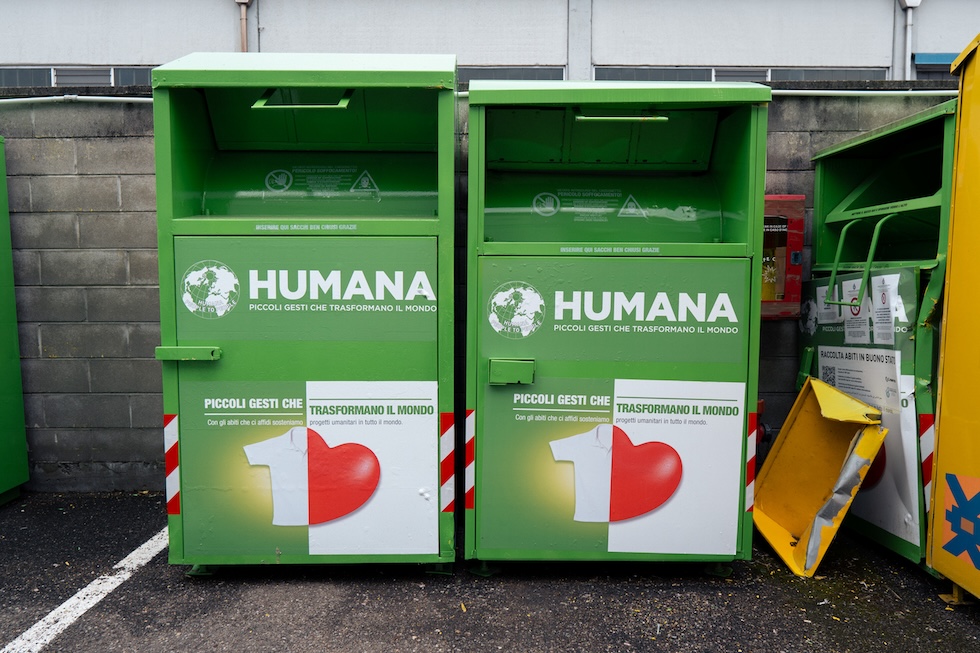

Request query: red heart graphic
[
  {"left": 306, "top": 428, "right": 381, "bottom": 524},
  {"left": 609, "top": 426, "right": 682, "bottom": 522}
]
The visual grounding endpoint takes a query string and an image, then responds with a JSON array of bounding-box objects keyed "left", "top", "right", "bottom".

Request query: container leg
[
  {"left": 185, "top": 565, "right": 215, "bottom": 578},
  {"left": 426, "top": 563, "right": 454, "bottom": 576},
  {"left": 468, "top": 561, "right": 499, "bottom": 577},
  {"left": 705, "top": 562, "right": 733, "bottom": 578},
  {"left": 940, "top": 583, "right": 974, "bottom": 605},
  {"left": 0, "top": 487, "right": 21, "bottom": 507}
]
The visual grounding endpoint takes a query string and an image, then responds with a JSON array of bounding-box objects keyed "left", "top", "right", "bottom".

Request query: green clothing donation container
[
  {"left": 800, "top": 100, "right": 956, "bottom": 564},
  {"left": 153, "top": 53, "right": 457, "bottom": 566},
  {"left": 0, "top": 136, "right": 29, "bottom": 503},
  {"left": 465, "top": 81, "right": 770, "bottom": 562}
]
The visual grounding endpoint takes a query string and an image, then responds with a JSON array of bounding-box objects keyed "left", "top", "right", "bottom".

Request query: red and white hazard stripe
[
  {"left": 464, "top": 409, "right": 475, "bottom": 509},
  {"left": 164, "top": 414, "right": 180, "bottom": 515},
  {"left": 745, "top": 412, "right": 757, "bottom": 512},
  {"left": 439, "top": 410, "right": 475, "bottom": 512},
  {"left": 919, "top": 413, "right": 935, "bottom": 514},
  {"left": 439, "top": 413, "right": 455, "bottom": 513}
]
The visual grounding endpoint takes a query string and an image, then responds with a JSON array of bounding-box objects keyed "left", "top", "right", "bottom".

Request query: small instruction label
[
  {"left": 871, "top": 276, "right": 895, "bottom": 346},
  {"left": 842, "top": 278, "right": 871, "bottom": 344},
  {"left": 263, "top": 166, "right": 382, "bottom": 196},
  {"left": 254, "top": 223, "right": 358, "bottom": 233},
  {"left": 532, "top": 188, "right": 626, "bottom": 223},
  {"left": 557, "top": 245, "right": 660, "bottom": 254},
  {"left": 816, "top": 285, "right": 842, "bottom": 324}
]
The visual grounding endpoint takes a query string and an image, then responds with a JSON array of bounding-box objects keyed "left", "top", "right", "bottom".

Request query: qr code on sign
[{"left": 822, "top": 365, "right": 836, "bottom": 387}]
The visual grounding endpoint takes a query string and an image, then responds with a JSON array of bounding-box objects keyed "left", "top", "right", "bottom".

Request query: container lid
[
  {"left": 153, "top": 52, "right": 456, "bottom": 89},
  {"left": 468, "top": 80, "right": 770, "bottom": 106},
  {"left": 812, "top": 99, "right": 956, "bottom": 162}
]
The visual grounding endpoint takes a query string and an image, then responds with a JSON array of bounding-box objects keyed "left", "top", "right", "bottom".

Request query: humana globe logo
[
  {"left": 181, "top": 260, "right": 241, "bottom": 319},
  {"left": 487, "top": 281, "right": 545, "bottom": 338}
]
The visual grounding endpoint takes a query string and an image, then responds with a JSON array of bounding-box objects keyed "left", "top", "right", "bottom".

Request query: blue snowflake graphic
[{"left": 943, "top": 474, "right": 980, "bottom": 569}]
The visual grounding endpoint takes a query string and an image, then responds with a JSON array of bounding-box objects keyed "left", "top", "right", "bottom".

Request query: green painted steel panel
[
  {"left": 173, "top": 236, "right": 442, "bottom": 560},
  {"left": 485, "top": 107, "right": 719, "bottom": 169},
  {"left": 474, "top": 257, "right": 751, "bottom": 560},
  {"left": 204, "top": 87, "right": 439, "bottom": 151},
  {"left": 0, "top": 136, "right": 29, "bottom": 500},
  {"left": 154, "top": 54, "right": 457, "bottom": 566}
]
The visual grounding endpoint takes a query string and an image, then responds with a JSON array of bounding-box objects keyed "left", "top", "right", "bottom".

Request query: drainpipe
[
  {"left": 770, "top": 89, "right": 954, "bottom": 97},
  {"left": 235, "top": 0, "right": 253, "bottom": 53},
  {"left": 899, "top": 0, "right": 923, "bottom": 81}
]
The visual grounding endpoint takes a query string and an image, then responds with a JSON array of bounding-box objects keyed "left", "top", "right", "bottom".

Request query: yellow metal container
[
  {"left": 755, "top": 377, "right": 887, "bottom": 577},
  {"left": 930, "top": 33, "right": 980, "bottom": 598}
]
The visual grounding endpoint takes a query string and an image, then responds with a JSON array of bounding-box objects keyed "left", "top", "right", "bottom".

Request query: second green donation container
[{"left": 465, "top": 81, "right": 770, "bottom": 561}]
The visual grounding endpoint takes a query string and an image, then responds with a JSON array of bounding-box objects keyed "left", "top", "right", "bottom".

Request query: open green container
[{"left": 802, "top": 99, "right": 957, "bottom": 564}]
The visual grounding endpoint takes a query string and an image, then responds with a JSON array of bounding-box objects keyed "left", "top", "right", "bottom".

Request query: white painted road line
[{"left": 1, "top": 527, "right": 169, "bottom": 653}]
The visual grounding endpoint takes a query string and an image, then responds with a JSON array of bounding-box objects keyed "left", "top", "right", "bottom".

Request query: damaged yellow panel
[{"left": 755, "top": 377, "right": 888, "bottom": 577}]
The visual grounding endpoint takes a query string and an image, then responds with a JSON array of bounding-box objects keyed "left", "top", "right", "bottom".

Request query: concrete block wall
[
  {"left": 0, "top": 87, "right": 956, "bottom": 490},
  {"left": 1, "top": 98, "right": 161, "bottom": 490}
]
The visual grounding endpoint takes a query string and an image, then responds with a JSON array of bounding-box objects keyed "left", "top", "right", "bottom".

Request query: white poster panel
[{"left": 609, "top": 379, "right": 745, "bottom": 555}]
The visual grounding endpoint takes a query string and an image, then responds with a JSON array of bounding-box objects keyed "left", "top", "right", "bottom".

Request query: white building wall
[
  {"left": 592, "top": 0, "right": 895, "bottom": 68},
  {"left": 1, "top": 0, "right": 979, "bottom": 78},
  {"left": 913, "top": 0, "right": 980, "bottom": 55},
  {"left": 0, "top": 0, "right": 245, "bottom": 65},
  {"left": 258, "top": 0, "right": 568, "bottom": 66}
]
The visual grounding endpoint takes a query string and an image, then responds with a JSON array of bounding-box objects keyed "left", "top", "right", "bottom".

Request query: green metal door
[
  {"left": 166, "top": 235, "right": 442, "bottom": 563},
  {"left": 474, "top": 255, "right": 752, "bottom": 560}
]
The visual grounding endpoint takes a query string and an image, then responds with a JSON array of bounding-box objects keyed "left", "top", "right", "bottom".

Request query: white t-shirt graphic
[
  {"left": 244, "top": 426, "right": 310, "bottom": 526},
  {"left": 550, "top": 424, "right": 614, "bottom": 522},
  {"left": 551, "top": 423, "right": 684, "bottom": 524}
]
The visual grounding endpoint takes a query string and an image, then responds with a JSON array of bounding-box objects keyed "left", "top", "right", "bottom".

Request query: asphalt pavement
[{"left": 0, "top": 491, "right": 978, "bottom": 652}]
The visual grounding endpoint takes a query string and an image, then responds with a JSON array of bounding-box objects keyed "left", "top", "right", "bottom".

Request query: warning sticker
[
  {"left": 533, "top": 192, "right": 561, "bottom": 217},
  {"left": 618, "top": 194, "right": 646, "bottom": 218},
  {"left": 350, "top": 170, "right": 380, "bottom": 193},
  {"left": 265, "top": 169, "right": 294, "bottom": 193}
]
